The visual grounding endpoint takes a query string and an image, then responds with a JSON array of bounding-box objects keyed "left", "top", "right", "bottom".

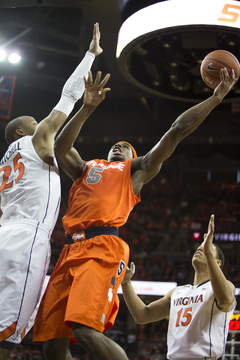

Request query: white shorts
[{"left": 0, "top": 221, "right": 51, "bottom": 350}]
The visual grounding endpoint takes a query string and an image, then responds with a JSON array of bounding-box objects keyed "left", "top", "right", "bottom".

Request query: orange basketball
[{"left": 200, "top": 50, "right": 240, "bottom": 89}]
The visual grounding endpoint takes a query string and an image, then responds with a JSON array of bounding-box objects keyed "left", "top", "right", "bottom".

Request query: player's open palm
[
  {"left": 88, "top": 22, "right": 103, "bottom": 57},
  {"left": 202, "top": 214, "right": 215, "bottom": 255},
  {"left": 84, "top": 71, "right": 111, "bottom": 107},
  {"left": 122, "top": 262, "right": 135, "bottom": 284}
]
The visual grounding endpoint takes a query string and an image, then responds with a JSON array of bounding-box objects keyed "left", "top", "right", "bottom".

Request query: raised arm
[
  {"left": 32, "top": 23, "right": 102, "bottom": 165},
  {"left": 202, "top": 215, "right": 236, "bottom": 312},
  {"left": 54, "top": 71, "right": 111, "bottom": 181},
  {"left": 131, "top": 68, "right": 237, "bottom": 194},
  {"left": 122, "top": 263, "right": 174, "bottom": 324}
]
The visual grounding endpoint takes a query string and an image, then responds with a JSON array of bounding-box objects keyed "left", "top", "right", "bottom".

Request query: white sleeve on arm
[{"left": 53, "top": 51, "right": 95, "bottom": 116}]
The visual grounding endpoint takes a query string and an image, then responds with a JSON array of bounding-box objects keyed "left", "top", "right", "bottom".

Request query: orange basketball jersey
[{"left": 63, "top": 159, "right": 141, "bottom": 235}]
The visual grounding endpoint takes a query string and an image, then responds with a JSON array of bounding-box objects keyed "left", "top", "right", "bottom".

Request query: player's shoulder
[
  {"left": 172, "top": 284, "right": 192, "bottom": 295},
  {"left": 130, "top": 156, "right": 144, "bottom": 175}
]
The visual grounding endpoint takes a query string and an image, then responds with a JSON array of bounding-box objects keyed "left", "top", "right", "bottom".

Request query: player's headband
[{"left": 117, "top": 141, "right": 137, "bottom": 158}]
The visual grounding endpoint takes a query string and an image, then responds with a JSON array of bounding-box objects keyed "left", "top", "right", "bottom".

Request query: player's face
[
  {"left": 107, "top": 142, "right": 133, "bottom": 162},
  {"left": 192, "top": 242, "right": 218, "bottom": 267}
]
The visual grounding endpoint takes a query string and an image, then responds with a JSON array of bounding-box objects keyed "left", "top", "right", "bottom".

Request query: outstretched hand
[
  {"left": 88, "top": 23, "right": 103, "bottom": 57},
  {"left": 122, "top": 262, "right": 135, "bottom": 285},
  {"left": 214, "top": 68, "right": 238, "bottom": 100},
  {"left": 202, "top": 214, "right": 215, "bottom": 256},
  {"left": 84, "top": 71, "right": 111, "bottom": 107}
]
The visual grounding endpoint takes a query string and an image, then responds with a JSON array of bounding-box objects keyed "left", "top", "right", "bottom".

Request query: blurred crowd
[{"left": 13, "top": 173, "right": 240, "bottom": 359}]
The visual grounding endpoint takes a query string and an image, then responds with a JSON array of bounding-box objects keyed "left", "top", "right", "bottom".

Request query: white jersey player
[
  {"left": 0, "top": 136, "right": 61, "bottom": 230},
  {"left": 0, "top": 23, "right": 103, "bottom": 358},
  {"left": 0, "top": 136, "right": 61, "bottom": 348},
  {"left": 122, "top": 214, "right": 236, "bottom": 360},
  {"left": 168, "top": 280, "right": 235, "bottom": 358}
]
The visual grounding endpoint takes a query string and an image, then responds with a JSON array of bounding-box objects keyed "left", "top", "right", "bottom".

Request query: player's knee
[
  {"left": 72, "top": 323, "right": 100, "bottom": 346},
  {"left": 43, "top": 341, "right": 54, "bottom": 360},
  {"left": 43, "top": 338, "right": 69, "bottom": 360},
  {"left": 43, "top": 340, "right": 59, "bottom": 360}
]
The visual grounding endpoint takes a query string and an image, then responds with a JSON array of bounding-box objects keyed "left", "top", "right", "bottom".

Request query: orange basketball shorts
[{"left": 33, "top": 234, "right": 129, "bottom": 342}]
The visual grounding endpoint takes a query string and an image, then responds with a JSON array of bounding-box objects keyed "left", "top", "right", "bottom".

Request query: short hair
[
  {"left": 5, "top": 117, "right": 25, "bottom": 144},
  {"left": 213, "top": 243, "right": 225, "bottom": 269}
]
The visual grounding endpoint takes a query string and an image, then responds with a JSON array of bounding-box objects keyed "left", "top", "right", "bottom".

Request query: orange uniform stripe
[
  {"left": 21, "top": 327, "right": 27, "bottom": 340},
  {"left": 0, "top": 321, "right": 16, "bottom": 342}
]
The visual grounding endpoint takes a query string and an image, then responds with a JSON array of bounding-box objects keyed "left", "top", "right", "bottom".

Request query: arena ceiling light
[
  {"left": 116, "top": 0, "right": 240, "bottom": 102},
  {"left": 8, "top": 53, "right": 21, "bottom": 64},
  {"left": 0, "top": 49, "right": 22, "bottom": 64},
  {"left": 0, "top": 49, "right": 6, "bottom": 61},
  {"left": 117, "top": 0, "right": 240, "bottom": 58}
]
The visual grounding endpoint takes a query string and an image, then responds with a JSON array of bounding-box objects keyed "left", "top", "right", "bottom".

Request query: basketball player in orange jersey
[
  {"left": 122, "top": 215, "right": 236, "bottom": 360},
  {"left": 33, "top": 68, "right": 237, "bottom": 360},
  {"left": 0, "top": 23, "right": 103, "bottom": 360}
]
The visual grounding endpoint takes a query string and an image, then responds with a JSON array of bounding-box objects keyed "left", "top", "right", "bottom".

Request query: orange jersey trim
[{"left": 0, "top": 321, "right": 16, "bottom": 342}]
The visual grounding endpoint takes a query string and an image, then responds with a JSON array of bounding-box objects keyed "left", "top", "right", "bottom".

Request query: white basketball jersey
[
  {"left": 167, "top": 280, "right": 236, "bottom": 359},
  {"left": 0, "top": 136, "right": 61, "bottom": 233}
]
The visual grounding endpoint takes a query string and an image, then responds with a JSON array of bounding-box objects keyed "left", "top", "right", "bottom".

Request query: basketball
[{"left": 200, "top": 50, "right": 240, "bottom": 89}]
